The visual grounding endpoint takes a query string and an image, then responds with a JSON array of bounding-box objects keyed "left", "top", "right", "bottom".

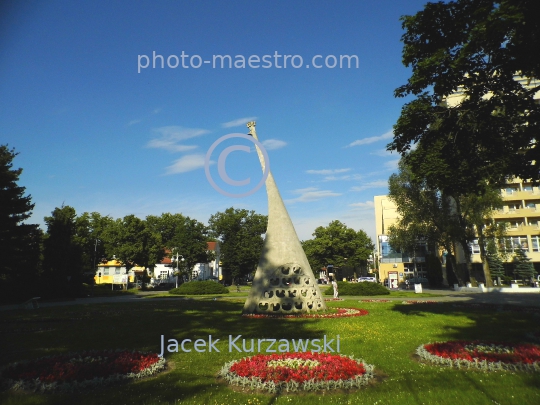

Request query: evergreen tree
[
  {"left": 0, "top": 145, "right": 41, "bottom": 301},
  {"left": 42, "top": 205, "right": 84, "bottom": 297},
  {"left": 513, "top": 247, "right": 537, "bottom": 282},
  {"left": 486, "top": 240, "right": 505, "bottom": 286}
]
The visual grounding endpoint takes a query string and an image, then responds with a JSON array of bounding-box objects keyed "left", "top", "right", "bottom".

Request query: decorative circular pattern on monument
[
  {"left": 0, "top": 350, "right": 166, "bottom": 392},
  {"left": 255, "top": 262, "right": 326, "bottom": 314},
  {"left": 416, "top": 340, "right": 540, "bottom": 372},
  {"left": 219, "top": 352, "right": 375, "bottom": 393}
]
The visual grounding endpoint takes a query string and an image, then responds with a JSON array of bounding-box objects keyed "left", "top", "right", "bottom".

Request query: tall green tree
[
  {"left": 389, "top": 154, "right": 507, "bottom": 286},
  {"left": 513, "top": 247, "right": 537, "bottom": 282},
  {"left": 169, "top": 217, "right": 211, "bottom": 280},
  {"left": 302, "top": 220, "right": 374, "bottom": 279},
  {"left": 103, "top": 215, "right": 163, "bottom": 272},
  {"left": 0, "top": 145, "right": 41, "bottom": 301},
  {"left": 208, "top": 208, "right": 267, "bottom": 283},
  {"left": 486, "top": 240, "right": 505, "bottom": 286},
  {"left": 390, "top": 0, "right": 540, "bottom": 192},
  {"left": 42, "top": 205, "right": 84, "bottom": 296},
  {"left": 74, "top": 212, "right": 114, "bottom": 275},
  {"left": 388, "top": 157, "right": 466, "bottom": 284},
  {"left": 146, "top": 213, "right": 211, "bottom": 280}
]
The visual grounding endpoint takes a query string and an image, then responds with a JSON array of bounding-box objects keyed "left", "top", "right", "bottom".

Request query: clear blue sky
[{"left": 0, "top": 0, "right": 428, "bottom": 242}]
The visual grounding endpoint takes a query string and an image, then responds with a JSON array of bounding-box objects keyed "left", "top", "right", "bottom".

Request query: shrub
[
  {"left": 169, "top": 281, "right": 229, "bottom": 295},
  {"left": 324, "top": 281, "right": 389, "bottom": 296}
]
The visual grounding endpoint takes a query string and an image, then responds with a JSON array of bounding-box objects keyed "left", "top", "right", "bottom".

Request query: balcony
[
  {"left": 502, "top": 190, "right": 537, "bottom": 200},
  {"left": 493, "top": 209, "right": 531, "bottom": 218}
]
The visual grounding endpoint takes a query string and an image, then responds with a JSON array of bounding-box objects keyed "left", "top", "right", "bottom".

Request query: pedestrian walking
[{"left": 332, "top": 279, "right": 339, "bottom": 298}]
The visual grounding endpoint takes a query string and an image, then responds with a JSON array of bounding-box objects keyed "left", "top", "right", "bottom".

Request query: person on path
[{"left": 332, "top": 279, "right": 339, "bottom": 298}]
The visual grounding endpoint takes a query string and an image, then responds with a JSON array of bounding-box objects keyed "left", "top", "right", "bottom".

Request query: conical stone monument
[{"left": 242, "top": 121, "right": 327, "bottom": 314}]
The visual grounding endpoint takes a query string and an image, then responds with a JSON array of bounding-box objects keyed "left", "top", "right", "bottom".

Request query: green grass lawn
[{"left": 1, "top": 298, "right": 539, "bottom": 404}]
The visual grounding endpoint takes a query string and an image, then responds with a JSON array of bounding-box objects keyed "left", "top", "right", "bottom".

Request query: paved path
[{"left": 1, "top": 288, "right": 539, "bottom": 311}]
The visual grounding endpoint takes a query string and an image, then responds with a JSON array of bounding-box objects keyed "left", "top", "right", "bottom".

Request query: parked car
[{"left": 358, "top": 277, "right": 377, "bottom": 283}]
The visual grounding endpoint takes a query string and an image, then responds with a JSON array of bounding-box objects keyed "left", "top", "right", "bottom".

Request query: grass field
[{"left": 1, "top": 297, "right": 539, "bottom": 405}]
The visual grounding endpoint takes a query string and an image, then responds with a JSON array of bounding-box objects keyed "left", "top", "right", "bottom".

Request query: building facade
[
  {"left": 375, "top": 179, "right": 540, "bottom": 286},
  {"left": 374, "top": 195, "right": 429, "bottom": 286}
]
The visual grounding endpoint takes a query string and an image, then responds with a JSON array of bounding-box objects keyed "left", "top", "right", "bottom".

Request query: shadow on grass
[{"left": 0, "top": 299, "right": 326, "bottom": 404}]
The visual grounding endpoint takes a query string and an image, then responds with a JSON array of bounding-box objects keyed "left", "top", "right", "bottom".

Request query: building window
[
  {"left": 509, "top": 221, "right": 520, "bottom": 229},
  {"left": 103, "top": 268, "right": 109, "bottom": 275},
  {"left": 115, "top": 268, "right": 120, "bottom": 275},
  {"left": 523, "top": 185, "right": 533, "bottom": 193},
  {"left": 507, "top": 203, "right": 521, "bottom": 212},
  {"left": 529, "top": 219, "right": 540, "bottom": 228},
  {"left": 532, "top": 236, "right": 540, "bottom": 252},
  {"left": 505, "top": 187, "right": 516, "bottom": 195},
  {"left": 500, "top": 236, "right": 529, "bottom": 252},
  {"left": 526, "top": 202, "right": 536, "bottom": 210}
]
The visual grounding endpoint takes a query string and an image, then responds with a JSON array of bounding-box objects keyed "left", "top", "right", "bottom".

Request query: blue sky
[{"left": 0, "top": 0, "right": 428, "bottom": 242}]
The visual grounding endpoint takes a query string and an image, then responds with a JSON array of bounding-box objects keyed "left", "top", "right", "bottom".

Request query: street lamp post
[{"left": 173, "top": 248, "right": 184, "bottom": 288}]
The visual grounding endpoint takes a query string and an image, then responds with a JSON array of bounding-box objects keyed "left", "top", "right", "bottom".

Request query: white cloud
[
  {"left": 221, "top": 117, "right": 258, "bottom": 128},
  {"left": 384, "top": 158, "right": 400, "bottom": 171},
  {"left": 350, "top": 180, "right": 388, "bottom": 191},
  {"left": 347, "top": 130, "right": 393, "bottom": 147},
  {"left": 165, "top": 154, "right": 207, "bottom": 174},
  {"left": 349, "top": 200, "right": 374, "bottom": 210},
  {"left": 147, "top": 126, "right": 209, "bottom": 152},
  {"left": 127, "top": 119, "right": 141, "bottom": 126},
  {"left": 285, "top": 187, "right": 342, "bottom": 203},
  {"left": 306, "top": 168, "right": 351, "bottom": 175},
  {"left": 262, "top": 139, "right": 287, "bottom": 150}
]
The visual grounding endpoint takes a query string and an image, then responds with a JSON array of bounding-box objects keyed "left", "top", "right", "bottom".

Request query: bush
[
  {"left": 169, "top": 281, "right": 229, "bottom": 295},
  {"left": 324, "top": 281, "right": 389, "bottom": 296}
]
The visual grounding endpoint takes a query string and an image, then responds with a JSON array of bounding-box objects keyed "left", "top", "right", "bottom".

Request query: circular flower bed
[
  {"left": 219, "top": 352, "right": 374, "bottom": 393},
  {"left": 242, "top": 307, "right": 368, "bottom": 319},
  {"left": 0, "top": 350, "right": 166, "bottom": 392},
  {"left": 417, "top": 340, "right": 540, "bottom": 372}
]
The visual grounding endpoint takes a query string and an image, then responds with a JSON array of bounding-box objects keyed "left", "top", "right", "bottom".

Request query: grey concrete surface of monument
[{"left": 242, "top": 121, "right": 327, "bottom": 314}]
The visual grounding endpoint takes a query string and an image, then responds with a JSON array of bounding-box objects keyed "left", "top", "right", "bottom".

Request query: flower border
[
  {"left": 242, "top": 307, "right": 368, "bottom": 319},
  {"left": 416, "top": 341, "right": 540, "bottom": 372},
  {"left": 219, "top": 352, "right": 375, "bottom": 393},
  {"left": 0, "top": 350, "right": 166, "bottom": 393}
]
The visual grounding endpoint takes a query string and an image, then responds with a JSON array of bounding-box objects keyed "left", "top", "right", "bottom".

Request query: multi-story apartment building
[
  {"left": 375, "top": 180, "right": 540, "bottom": 286},
  {"left": 469, "top": 179, "right": 540, "bottom": 276}
]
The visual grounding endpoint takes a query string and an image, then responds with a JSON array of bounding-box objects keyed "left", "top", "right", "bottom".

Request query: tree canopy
[
  {"left": 301, "top": 220, "right": 374, "bottom": 278},
  {"left": 390, "top": 0, "right": 540, "bottom": 194},
  {"left": 0, "top": 145, "right": 41, "bottom": 301},
  {"left": 208, "top": 207, "right": 267, "bottom": 282}
]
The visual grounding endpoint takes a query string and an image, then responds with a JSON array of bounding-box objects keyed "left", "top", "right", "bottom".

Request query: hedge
[
  {"left": 324, "top": 281, "right": 390, "bottom": 296},
  {"left": 169, "top": 281, "right": 229, "bottom": 295}
]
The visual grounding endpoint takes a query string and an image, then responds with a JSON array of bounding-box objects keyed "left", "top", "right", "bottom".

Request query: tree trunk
[
  {"left": 477, "top": 227, "right": 493, "bottom": 287},
  {"left": 446, "top": 248, "right": 464, "bottom": 286}
]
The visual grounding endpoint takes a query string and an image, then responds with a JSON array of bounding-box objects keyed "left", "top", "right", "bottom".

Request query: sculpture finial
[{"left": 246, "top": 121, "right": 257, "bottom": 138}]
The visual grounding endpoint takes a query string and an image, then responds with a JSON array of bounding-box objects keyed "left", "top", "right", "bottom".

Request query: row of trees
[
  {"left": 0, "top": 144, "right": 270, "bottom": 301},
  {"left": 1, "top": 144, "right": 375, "bottom": 302},
  {"left": 386, "top": 0, "right": 540, "bottom": 286}
]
